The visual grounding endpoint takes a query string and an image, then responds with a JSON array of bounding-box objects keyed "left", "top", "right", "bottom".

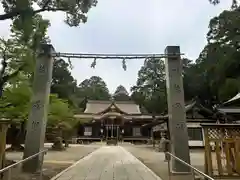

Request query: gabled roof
[
  {"left": 185, "top": 101, "right": 214, "bottom": 117},
  {"left": 84, "top": 100, "right": 141, "bottom": 114}
]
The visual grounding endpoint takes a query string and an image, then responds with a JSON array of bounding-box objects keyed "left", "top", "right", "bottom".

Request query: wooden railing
[{"left": 201, "top": 123, "right": 240, "bottom": 179}]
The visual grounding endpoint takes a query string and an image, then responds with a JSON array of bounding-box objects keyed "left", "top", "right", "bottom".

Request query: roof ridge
[
  {"left": 115, "top": 101, "right": 136, "bottom": 104},
  {"left": 87, "top": 100, "right": 138, "bottom": 105}
]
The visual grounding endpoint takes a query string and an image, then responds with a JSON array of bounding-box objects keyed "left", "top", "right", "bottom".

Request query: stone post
[
  {"left": 165, "top": 46, "right": 190, "bottom": 173},
  {"left": 23, "top": 44, "right": 54, "bottom": 172}
]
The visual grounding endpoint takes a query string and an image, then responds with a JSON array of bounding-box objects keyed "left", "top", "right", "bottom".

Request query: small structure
[
  {"left": 0, "top": 119, "right": 11, "bottom": 170},
  {"left": 146, "top": 101, "right": 217, "bottom": 148},
  {"left": 74, "top": 100, "right": 166, "bottom": 144},
  {"left": 201, "top": 123, "right": 240, "bottom": 178}
]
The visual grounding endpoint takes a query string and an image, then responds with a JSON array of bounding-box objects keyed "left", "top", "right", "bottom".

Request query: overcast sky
[{"left": 0, "top": 0, "right": 232, "bottom": 93}]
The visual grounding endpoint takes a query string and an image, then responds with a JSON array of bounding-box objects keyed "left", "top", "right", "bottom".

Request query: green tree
[
  {"left": 0, "top": 14, "right": 50, "bottom": 97},
  {"left": 51, "top": 58, "right": 78, "bottom": 105},
  {"left": 48, "top": 94, "right": 74, "bottom": 126},
  {"left": 113, "top": 85, "right": 131, "bottom": 101},
  {"left": 0, "top": 13, "right": 50, "bottom": 151},
  {"left": 181, "top": 7, "right": 240, "bottom": 106},
  {"left": 76, "top": 76, "right": 110, "bottom": 102},
  {"left": 131, "top": 58, "right": 167, "bottom": 114},
  {"left": 48, "top": 94, "right": 76, "bottom": 150},
  {"left": 0, "top": 81, "right": 31, "bottom": 151},
  {"left": 0, "top": 0, "right": 97, "bottom": 42},
  {"left": 0, "top": 82, "right": 31, "bottom": 119},
  {"left": 200, "top": 8, "right": 240, "bottom": 102}
]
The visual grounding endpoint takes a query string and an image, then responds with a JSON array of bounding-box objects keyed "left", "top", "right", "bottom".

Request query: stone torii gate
[{"left": 22, "top": 44, "right": 190, "bottom": 174}]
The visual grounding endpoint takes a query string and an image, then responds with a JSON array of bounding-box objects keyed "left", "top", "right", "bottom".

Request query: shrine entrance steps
[{"left": 50, "top": 146, "right": 162, "bottom": 180}]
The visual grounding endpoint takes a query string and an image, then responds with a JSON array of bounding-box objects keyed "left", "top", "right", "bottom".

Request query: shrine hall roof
[{"left": 84, "top": 100, "right": 141, "bottom": 114}]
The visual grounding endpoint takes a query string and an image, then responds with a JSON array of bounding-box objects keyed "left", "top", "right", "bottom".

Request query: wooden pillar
[{"left": 0, "top": 120, "right": 10, "bottom": 171}]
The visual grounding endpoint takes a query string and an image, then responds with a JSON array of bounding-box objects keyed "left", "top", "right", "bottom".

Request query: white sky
[{"left": 0, "top": 0, "right": 232, "bottom": 93}]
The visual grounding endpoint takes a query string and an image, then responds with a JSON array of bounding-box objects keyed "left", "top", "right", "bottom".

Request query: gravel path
[
  {"left": 4, "top": 144, "right": 101, "bottom": 180},
  {"left": 123, "top": 144, "right": 205, "bottom": 180},
  {"left": 51, "top": 146, "right": 162, "bottom": 180}
]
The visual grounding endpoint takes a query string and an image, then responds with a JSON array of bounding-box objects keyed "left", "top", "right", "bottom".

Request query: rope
[
  {"left": 51, "top": 52, "right": 184, "bottom": 70},
  {"left": 52, "top": 52, "right": 184, "bottom": 59}
]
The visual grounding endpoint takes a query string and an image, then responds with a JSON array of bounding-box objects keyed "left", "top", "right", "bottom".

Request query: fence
[
  {"left": 0, "top": 149, "right": 48, "bottom": 180},
  {"left": 165, "top": 152, "right": 214, "bottom": 180},
  {"left": 201, "top": 123, "right": 240, "bottom": 178}
]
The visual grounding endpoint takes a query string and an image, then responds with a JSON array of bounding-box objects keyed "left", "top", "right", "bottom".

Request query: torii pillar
[
  {"left": 23, "top": 44, "right": 54, "bottom": 172},
  {"left": 165, "top": 46, "right": 190, "bottom": 173}
]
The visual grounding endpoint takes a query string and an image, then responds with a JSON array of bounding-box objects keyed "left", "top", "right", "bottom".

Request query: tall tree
[
  {"left": 113, "top": 85, "right": 131, "bottom": 101},
  {"left": 202, "top": 8, "right": 240, "bottom": 102},
  {"left": 131, "top": 58, "right": 167, "bottom": 114},
  {"left": 51, "top": 58, "right": 78, "bottom": 104},
  {"left": 76, "top": 76, "right": 110, "bottom": 109},
  {"left": 0, "top": 14, "right": 50, "bottom": 97},
  {"left": 182, "top": 7, "right": 240, "bottom": 106}
]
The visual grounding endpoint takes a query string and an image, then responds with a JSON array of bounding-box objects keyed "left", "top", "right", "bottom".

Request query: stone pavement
[{"left": 51, "top": 146, "right": 162, "bottom": 180}]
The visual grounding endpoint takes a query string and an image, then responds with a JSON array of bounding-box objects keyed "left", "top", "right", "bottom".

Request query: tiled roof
[{"left": 84, "top": 100, "right": 141, "bottom": 114}]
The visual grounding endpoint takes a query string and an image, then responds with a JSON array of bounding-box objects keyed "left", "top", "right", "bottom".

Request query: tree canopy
[
  {"left": 113, "top": 85, "right": 131, "bottom": 101},
  {"left": 77, "top": 76, "right": 110, "bottom": 101},
  {"left": 0, "top": 8, "right": 76, "bottom": 131},
  {"left": 0, "top": 0, "right": 97, "bottom": 43},
  {"left": 130, "top": 7, "right": 240, "bottom": 112},
  {"left": 51, "top": 58, "right": 78, "bottom": 105},
  {"left": 186, "top": 7, "right": 240, "bottom": 105},
  {"left": 131, "top": 58, "right": 167, "bottom": 114}
]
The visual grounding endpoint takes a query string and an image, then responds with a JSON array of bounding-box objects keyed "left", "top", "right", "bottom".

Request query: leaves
[
  {"left": 131, "top": 58, "right": 167, "bottom": 114},
  {"left": 0, "top": 8, "right": 76, "bottom": 128},
  {"left": 48, "top": 94, "right": 75, "bottom": 128},
  {"left": 51, "top": 58, "right": 77, "bottom": 103},
  {"left": 76, "top": 76, "right": 111, "bottom": 102},
  {"left": 0, "top": 0, "right": 98, "bottom": 28},
  {"left": 0, "top": 82, "right": 32, "bottom": 120},
  {"left": 182, "top": 8, "right": 240, "bottom": 105},
  {"left": 113, "top": 85, "right": 131, "bottom": 101}
]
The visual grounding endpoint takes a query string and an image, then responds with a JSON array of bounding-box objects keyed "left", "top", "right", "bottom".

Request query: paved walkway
[{"left": 51, "top": 146, "right": 162, "bottom": 180}]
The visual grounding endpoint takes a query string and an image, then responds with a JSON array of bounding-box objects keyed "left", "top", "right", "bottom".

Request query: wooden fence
[{"left": 201, "top": 123, "right": 240, "bottom": 179}]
